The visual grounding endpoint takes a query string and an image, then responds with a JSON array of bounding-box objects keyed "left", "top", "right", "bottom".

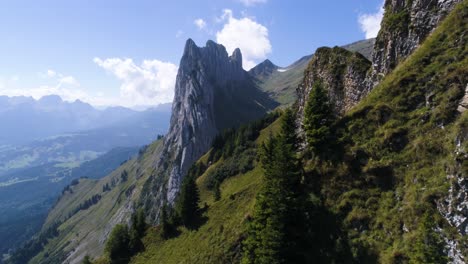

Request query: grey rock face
[
  {"left": 140, "top": 39, "right": 276, "bottom": 221},
  {"left": 458, "top": 84, "right": 468, "bottom": 113},
  {"left": 163, "top": 39, "right": 247, "bottom": 204},
  {"left": 368, "top": 0, "right": 461, "bottom": 88},
  {"left": 296, "top": 47, "right": 371, "bottom": 138},
  {"left": 437, "top": 131, "right": 467, "bottom": 263}
]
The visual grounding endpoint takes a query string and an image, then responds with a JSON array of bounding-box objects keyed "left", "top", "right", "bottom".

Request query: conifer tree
[
  {"left": 160, "top": 202, "right": 172, "bottom": 239},
  {"left": 175, "top": 174, "right": 200, "bottom": 228},
  {"left": 82, "top": 255, "right": 92, "bottom": 264},
  {"left": 303, "top": 81, "right": 334, "bottom": 154},
  {"left": 105, "top": 224, "right": 131, "bottom": 264},
  {"left": 243, "top": 110, "right": 307, "bottom": 264}
]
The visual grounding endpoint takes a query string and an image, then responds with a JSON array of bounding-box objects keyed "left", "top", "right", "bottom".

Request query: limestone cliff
[
  {"left": 368, "top": 0, "right": 461, "bottom": 86},
  {"left": 296, "top": 47, "right": 371, "bottom": 136},
  {"left": 141, "top": 39, "right": 277, "bottom": 220}
]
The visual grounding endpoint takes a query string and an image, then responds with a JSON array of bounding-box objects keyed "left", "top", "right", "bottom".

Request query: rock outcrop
[
  {"left": 437, "top": 129, "right": 467, "bottom": 263},
  {"left": 296, "top": 47, "right": 371, "bottom": 134},
  {"left": 141, "top": 39, "right": 277, "bottom": 220},
  {"left": 368, "top": 0, "right": 461, "bottom": 87}
]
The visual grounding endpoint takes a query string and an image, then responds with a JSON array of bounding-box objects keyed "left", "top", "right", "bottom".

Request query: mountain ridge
[{"left": 8, "top": 1, "right": 467, "bottom": 263}]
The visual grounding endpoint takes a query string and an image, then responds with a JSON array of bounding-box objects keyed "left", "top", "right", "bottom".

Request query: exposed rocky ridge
[
  {"left": 296, "top": 0, "right": 463, "bottom": 141},
  {"left": 248, "top": 59, "right": 279, "bottom": 80},
  {"left": 368, "top": 0, "right": 462, "bottom": 87},
  {"left": 249, "top": 39, "right": 375, "bottom": 106},
  {"left": 296, "top": 47, "right": 371, "bottom": 134},
  {"left": 141, "top": 39, "right": 277, "bottom": 220}
]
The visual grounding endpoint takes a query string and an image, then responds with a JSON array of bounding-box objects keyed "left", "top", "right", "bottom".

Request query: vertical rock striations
[
  {"left": 368, "top": 0, "right": 461, "bottom": 87},
  {"left": 141, "top": 39, "right": 277, "bottom": 221}
]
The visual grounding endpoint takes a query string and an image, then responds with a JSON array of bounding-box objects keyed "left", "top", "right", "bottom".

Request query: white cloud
[
  {"left": 358, "top": 3, "right": 384, "bottom": 39},
  {"left": 0, "top": 69, "right": 88, "bottom": 104},
  {"left": 93, "top": 57, "right": 178, "bottom": 107},
  {"left": 176, "top": 30, "right": 184, "bottom": 38},
  {"left": 0, "top": 61, "right": 178, "bottom": 109},
  {"left": 194, "top": 18, "right": 207, "bottom": 30},
  {"left": 58, "top": 75, "right": 79, "bottom": 87},
  {"left": 216, "top": 9, "right": 272, "bottom": 70},
  {"left": 238, "top": 0, "right": 267, "bottom": 7},
  {"left": 47, "top": 70, "right": 56, "bottom": 78},
  {"left": 0, "top": 81, "right": 89, "bottom": 103}
]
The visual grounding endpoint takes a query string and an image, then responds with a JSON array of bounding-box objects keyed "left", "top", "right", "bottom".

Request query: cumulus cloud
[
  {"left": 0, "top": 72, "right": 88, "bottom": 103},
  {"left": 216, "top": 9, "right": 272, "bottom": 70},
  {"left": 358, "top": 3, "right": 384, "bottom": 39},
  {"left": 194, "top": 18, "right": 207, "bottom": 30},
  {"left": 93, "top": 57, "right": 178, "bottom": 107},
  {"left": 238, "top": 0, "right": 267, "bottom": 6},
  {"left": 1, "top": 61, "right": 178, "bottom": 109}
]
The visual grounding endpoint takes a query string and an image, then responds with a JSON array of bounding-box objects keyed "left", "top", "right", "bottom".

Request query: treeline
[
  {"left": 66, "top": 194, "right": 102, "bottom": 219},
  {"left": 188, "top": 111, "right": 281, "bottom": 200}
]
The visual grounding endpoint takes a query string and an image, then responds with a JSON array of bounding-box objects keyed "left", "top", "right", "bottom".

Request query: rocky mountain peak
[
  {"left": 249, "top": 59, "right": 279, "bottom": 79},
  {"left": 141, "top": 39, "right": 276, "bottom": 215}
]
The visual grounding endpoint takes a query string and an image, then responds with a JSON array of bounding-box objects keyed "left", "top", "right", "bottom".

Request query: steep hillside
[
  {"left": 10, "top": 39, "right": 278, "bottom": 264},
  {"left": 128, "top": 1, "right": 465, "bottom": 263},
  {"left": 130, "top": 115, "right": 281, "bottom": 264},
  {"left": 12, "top": 1, "right": 466, "bottom": 263},
  {"left": 6, "top": 140, "right": 164, "bottom": 264},
  {"left": 0, "top": 146, "right": 139, "bottom": 258}
]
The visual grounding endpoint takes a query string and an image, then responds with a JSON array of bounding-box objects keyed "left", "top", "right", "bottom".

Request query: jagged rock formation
[
  {"left": 249, "top": 39, "right": 375, "bottom": 106},
  {"left": 141, "top": 39, "right": 277, "bottom": 220},
  {"left": 296, "top": 47, "right": 371, "bottom": 133},
  {"left": 368, "top": 0, "right": 462, "bottom": 86}
]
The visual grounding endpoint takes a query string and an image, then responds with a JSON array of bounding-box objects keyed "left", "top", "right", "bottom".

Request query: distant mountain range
[
  {"left": 0, "top": 95, "right": 172, "bottom": 257},
  {"left": 0, "top": 95, "right": 171, "bottom": 146}
]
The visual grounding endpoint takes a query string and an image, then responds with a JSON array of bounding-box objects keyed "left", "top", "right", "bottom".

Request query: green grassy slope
[
  {"left": 25, "top": 140, "right": 164, "bottom": 264},
  {"left": 130, "top": 117, "right": 282, "bottom": 264},
  {"left": 0, "top": 146, "right": 139, "bottom": 259},
  {"left": 315, "top": 2, "right": 467, "bottom": 261},
  {"left": 132, "top": 2, "right": 466, "bottom": 263}
]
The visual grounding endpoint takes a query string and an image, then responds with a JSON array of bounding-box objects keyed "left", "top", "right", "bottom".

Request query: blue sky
[{"left": 0, "top": 0, "right": 383, "bottom": 108}]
